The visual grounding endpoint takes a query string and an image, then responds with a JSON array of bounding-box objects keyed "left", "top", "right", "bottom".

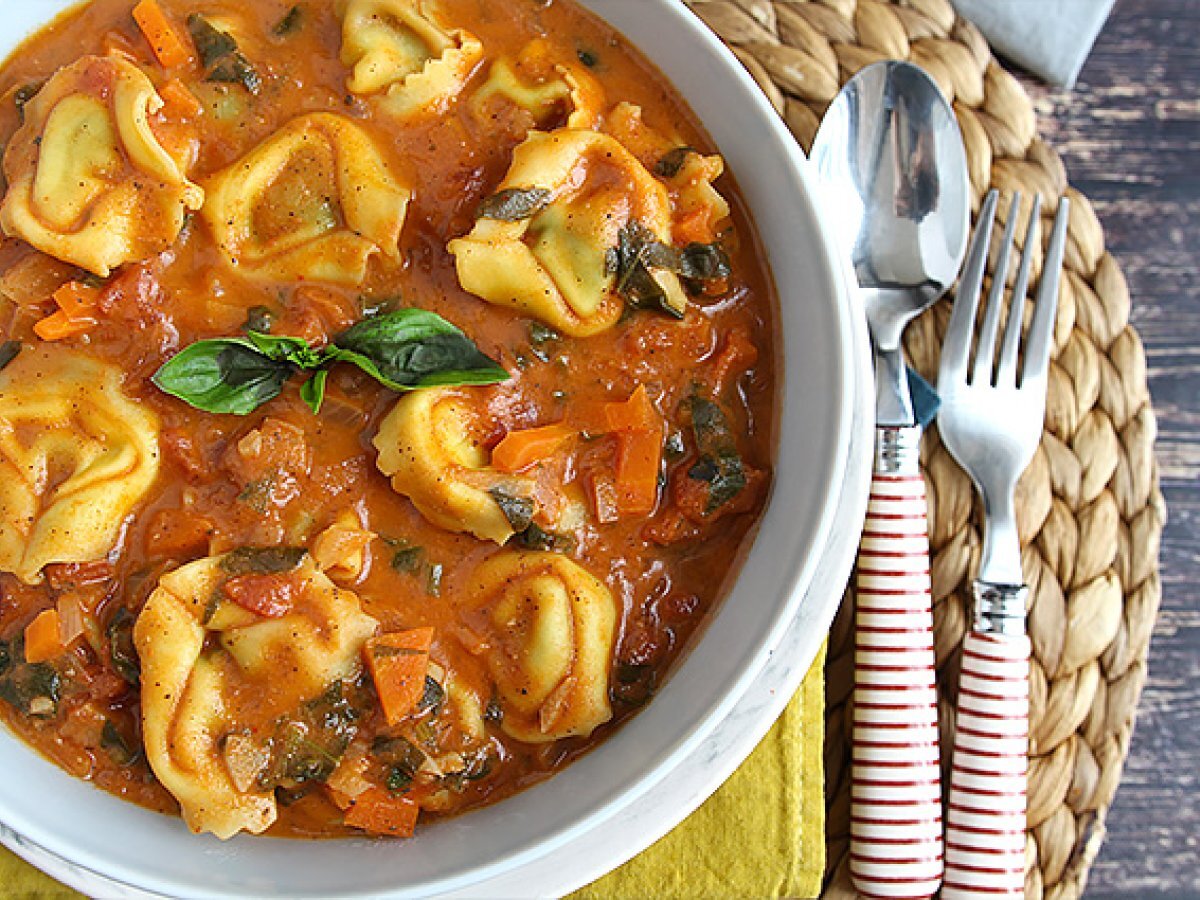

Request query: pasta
[
  {"left": 0, "top": 55, "right": 203, "bottom": 276},
  {"left": 0, "top": 348, "right": 160, "bottom": 584},
  {"left": 200, "top": 113, "right": 410, "bottom": 284},
  {"left": 471, "top": 39, "right": 605, "bottom": 131}
]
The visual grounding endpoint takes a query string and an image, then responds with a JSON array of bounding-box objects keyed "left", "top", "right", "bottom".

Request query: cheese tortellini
[
  {"left": 340, "top": 0, "right": 484, "bottom": 120},
  {"left": 0, "top": 55, "right": 204, "bottom": 276},
  {"left": 373, "top": 388, "right": 542, "bottom": 545},
  {"left": 448, "top": 128, "right": 687, "bottom": 336},
  {"left": 472, "top": 39, "right": 605, "bottom": 130},
  {"left": 200, "top": 113, "right": 410, "bottom": 284},
  {"left": 458, "top": 551, "right": 616, "bottom": 743},
  {"left": 0, "top": 348, "right": 160, "bottom": 584},
  {"left": 134, "top": 552, "right": 378, "bottom": 838}
]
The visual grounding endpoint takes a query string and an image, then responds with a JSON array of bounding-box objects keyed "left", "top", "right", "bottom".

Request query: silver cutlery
[{"left": 936, "top": 188, "right": 1069, "bottom": 898}]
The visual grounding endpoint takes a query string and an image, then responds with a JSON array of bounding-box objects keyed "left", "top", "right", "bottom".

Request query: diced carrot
[
  {"left": 491, "top": 423, "right": 575, "bottom": 473},
  {"left": 364, "top": 628, "right": 434, "bottom": 726},
  {"left": 604, "top": 385, "right": 660, "bottom": 433},
  {"left": 52, "top": 281, "right": 101, "bottom": 320},
  {"left": 588, "top": 472, "right": 620, "bottom": 525},
  {"left": 132, "top": 0, "right": 192, "bottom": 68},
  {"left": 614, "top": 426, "right": 664, "bottom": 516},
  {"left": 34, "top": 309, "right": 95, "bottom": 342},
  {"left": 674, "top": 207, "right": 715, "bottom": 246},
  {"left": 343, "top": 787, "right": 419, "bottom": 837},
  {"left": 222, "top": 574, "right": 296, "bottom": 618},
  {"left": 158, "top": 78, "right": 203, "bottom": 118},
  {"left": 24, "top": 609, "right": 65, "bottom": 663}
]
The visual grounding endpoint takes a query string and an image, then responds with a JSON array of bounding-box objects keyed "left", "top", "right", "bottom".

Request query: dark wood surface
[{"left": 1017, "top": 0, "right": 1199, "bottom": 894}]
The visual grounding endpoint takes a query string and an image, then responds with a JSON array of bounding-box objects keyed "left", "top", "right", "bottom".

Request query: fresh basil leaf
[
  {"left": 488, "top": 488, "right": 535, "bottom": 532},
  {"left": 687, "top": 396, "right": 747, "bottom": 513},
  {"left": 221, "top": 546, "right": 307, "bottom": 576},
  {"left": 654, "top": 146, "right": 694, "bottom": 178},
  {"left": 612, "top": 222, "right": 685, "bottom": 318},
  {"left": 245, "top": 330, "right": 328, "bottom": 369},
  {"left": 187, "top": 15, "right": 237, "bottom": 68},
  {"left": 152, "top": 339, "right": 293, "bottom": 415},
  {"left": 0, "top": 340, "right": 21, "bottom": 372},
  {"left": 333, "top": 309, "right": 508, "bottom": 391},
  {"left": 299, "top": 370, "right": 328, "bottom": 415},
  {"left": 207, "top": 53, "right": 261, "bottom": 93},
  {"left": 477, "top": 187, "right": 551, "bottom": 221},
  {"left": 389, "top": 542, "right": 424, "bottom": 573},
  {"left": 677, "top": 242, "right": 731, "bottom": 283}
]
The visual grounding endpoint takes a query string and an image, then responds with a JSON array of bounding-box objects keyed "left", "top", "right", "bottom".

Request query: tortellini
[
  {"left": 372, "top": 388, "right": 541, "bottom": 545},
  {"left": 0, "top": 348, "right": 160, "bottom": 584},
  {"left": 0, "top": 55, "right": 204, "bottom": 276},
  {"left": 458, "top": 551, "right": 616, "bottom": 743},
  {"left": 134, "top": 552, "right": 378, "bottom": 838},
  {"left": 340, "top": 0, "right": 484, "bottom": 120},
  {"left": 472, "top": 39, "right": 605, "bottom": 130},
  {"left": 448, "top": 128, "right": 687, "bottom": 337},
  {"left": 200, "top": 113, "right": 410, "bottom": 284}
]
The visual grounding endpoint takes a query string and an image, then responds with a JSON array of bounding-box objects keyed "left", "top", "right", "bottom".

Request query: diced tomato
[{"left": 222, "top": 574, "right": 297, "bottom": 618}]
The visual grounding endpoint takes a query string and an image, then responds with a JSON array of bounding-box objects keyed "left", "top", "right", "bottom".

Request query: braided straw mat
[{"left": 681, "top": 0, "right": 1167, "bottom": 896}]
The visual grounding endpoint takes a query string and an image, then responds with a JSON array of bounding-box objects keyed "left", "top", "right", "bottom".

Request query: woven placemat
[{"left": 683, "top": 1, "right": 1166, "bottom": 897}]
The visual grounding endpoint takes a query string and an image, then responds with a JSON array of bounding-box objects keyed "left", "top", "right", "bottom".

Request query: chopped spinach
[
  {"left": 106, "top": 607, "right": 140, "bottom": 686},
  {"left": 654, "top": 146, "right": 695, "bottom": 178},
  {"left": 476, "top": 187, "right": 551, "bottom": 221},
  {"left": 187, "top": 15, "right": 261, "bottom": 94},
  {"left": 221, "top": 546, "right": 307, "bottom": 576},
  {"left": 260, "top": 679, "right": 367, "bottom": 789},
  {"left": 512, "top": 522, "right": 573, "bottom": 553},
  {"left": 101, "top": 719, "right": 139, "bottom": 766},
  {"left": 0, "top": 638, "right": 62, "bottom": 718},
  {"left": 373, "top": 735, "right": 425, "bottom": 793},
  {"left": 489, "top": 487, "right": 536, "bottom": 533},
  {"left": 687, "top": 396, "right": 747, "bottom": 513},
  {"left": 609, "top": 222, "right": 686, "bottom": 318},
  {"left": 389, "top": 542, "right": 424, "bottom": 573},
  {"left": 417, "top": 675, "right": 445, "bottom": 715},
  {"left": 441, "top": 751, "right": 493, "bottom": 790}
]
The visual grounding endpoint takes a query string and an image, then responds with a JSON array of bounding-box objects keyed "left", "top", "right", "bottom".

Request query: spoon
[{"left": 811, "top": 60, "right": 970, "bottom": 900}]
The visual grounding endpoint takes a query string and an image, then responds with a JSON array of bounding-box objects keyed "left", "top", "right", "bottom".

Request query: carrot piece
[
  {"left": 24, "top": 609, "right": 64, "bottom": 664},
  {"left": 158, "top": 78, "right": 203, "bottom": 118},
  {"left": 490, "top": 423, "right": 574, "bottom": 473},
  {"left": 343, "top": 787, "right": 419, "bottom": 837},
  {"left": 604, "top": 385, "right": 660, "bottom": 433},
  {"left": 614, "top": 426, "right": 664, "bottom": 516},
  {"left": 674, "top": 207, "right": 715, "bottom": 246},
  {"left": 52, "top": 281, "right": 101, "bottom": 320},
  {"left": 33, "top": 309, "right": 95, "bottom": 342},
  {"left": 364, "top": 628, "right": 434, "bottom": 726},
  {"left": 132, "top": 0, "right": 192, "bottom": 68}
]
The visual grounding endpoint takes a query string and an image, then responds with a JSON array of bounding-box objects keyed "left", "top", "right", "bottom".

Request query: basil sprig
[{"left": 152, "top": 309, "right": 509, "bottom": 416}]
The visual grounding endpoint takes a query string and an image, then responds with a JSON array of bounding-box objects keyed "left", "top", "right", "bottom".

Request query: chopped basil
[
  {"left": 654, "top": 146, "right": 695, "bottom": 178},
  {"left": 153, "top": 310, "right": 508, "bottom": 416},
  {"left": 513, "top": 522, "right": 573, "bottom": 553},
  {"left": 677, "top": 242, "right": 732, "bottom": 294},
  {"left": 489, "top": 488, "right": 535, "bottom": 533},
  {"left": 418, "top": 675, "right": 445, "bottom": 715},
  {"left": 687, "top": 396, "right": 747, "bottom": 513},
  {"left": 101, "top": 719, "right": 139, "bottom": 766},
  {"left": 221, "top": 546, "right": 307, "bottom": 576},
  {"left": 106, "top": 607, "right": 140, "bottom": 686},
  {"left": 610, "top": 222, "right": 686, "bottom": 318},
  {"left": 0, "top": 637, "right": 62, "bottom": 718},
  {"left": 261, "top": 679, "right": 368, "bottom": 789},
  {"left": 389, "top": 542, "right": 424, "bottom": 573},
  {"left": 477, "top": 187, "right": 551, "bottom": 221},
  {"left": 187, "top": 15, "right": 261, "bottom": 94},
  {"left": 274, "top": 5, "right": 303, "bottom": 36},
  {"left": 0, "top": 341, "right": 21, "bottom": 372}
]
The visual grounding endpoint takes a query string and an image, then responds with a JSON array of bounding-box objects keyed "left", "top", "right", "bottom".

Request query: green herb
[
  {"left": 676, "top": 242, "right": 731, "bottom": 294},
  {"left": 390, "top": 543, "right": 424, "bottom": 573},
  {"left": 13, "top": 82, "right": 43, "bottom": 121},
  {"left": 151, "top": 338, "right": 293, "bottom": 416},
  {"left": 221, "top": 546, "right": 307, "bottom": 576},
  {"left": 101, "top": 719, "right": 139, "bottom": 766},
  {"left": 0, "top": 341, "right": 21, "bottom": 372},
  {"left": 476, "top": 187, "right": 551, "bottom": 221},
  {"left": 654, "top": 146, "right": 694, "bottom": 178},
  {"left": 426, "top": 563, "right": 444, "bottom": 597},
  {"left": 577, "top": 48, "right": 598, "bottom": 68},
  {"left": 0, "top": 638, "right": 62, "bottom": 719},
  {"left": 418, "top": 675, "right": 445, "bottom": 714},
  {"left": 244, "top": 305, "right": 274, "bottom": 334},
  {"left": 373, "top": 735, "right": 425, "bottom": 793},
  {"left": 153, "top": 310, "right": 508, "bottom": 416},
  {"left": 386, "top": 764, "right": 414, "bottom": 792},
  {"left": 610, "top": 222, "right": 687, "bottom": 318},
  {"left": 513, "top": 522, "right": 573, "bottom": 553},
  {"left": 274, "top": 4, "right": 303, "bottom": 36},
  {"left": 106, "top": 607, "right": 140, "bottom": 686},
  {"left": 187, "top": 15, "right": 261, "bottom": 94},
  {"left": 687, "top": 396, "right": 746, "bottom": 513},
  {"left": 489, "top": 488, "right": 535, "bottom": 533},
  {"left": 261, "top": 679, "right": 367, "bottom": 789},
  {"left": 441, "top": 750, "right": 493, "bottom": 790}
]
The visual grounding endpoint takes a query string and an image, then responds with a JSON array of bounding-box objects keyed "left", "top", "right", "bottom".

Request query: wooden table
[{"left": 1022, "top": 0, "right": 1199, "bottom": 893}]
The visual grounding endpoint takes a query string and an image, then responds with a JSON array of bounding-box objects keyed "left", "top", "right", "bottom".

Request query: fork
[{"left": 936, "top": 189, "right": 1069, "bottom": 899}]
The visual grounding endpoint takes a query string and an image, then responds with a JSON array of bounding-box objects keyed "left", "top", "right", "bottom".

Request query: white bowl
[{"left": 0, "top": 1, "right": 870, "bottom": 896}]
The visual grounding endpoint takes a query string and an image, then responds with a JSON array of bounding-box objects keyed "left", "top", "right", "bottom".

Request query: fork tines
[{"left": 941, "top": 189, "right": 1071, "bottom": 391}]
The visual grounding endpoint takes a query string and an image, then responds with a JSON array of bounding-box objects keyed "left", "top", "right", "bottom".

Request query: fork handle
[
  {"left": 850, "top": 426, "right": 943, "bottom": 900},
  {"left": 942, "top": 628, "right": 1031, "bottom": 899}
]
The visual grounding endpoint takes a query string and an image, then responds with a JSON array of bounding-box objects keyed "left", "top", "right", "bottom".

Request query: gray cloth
[{"left": 951, "top": 0, "right": 1116, "bottom": 87}]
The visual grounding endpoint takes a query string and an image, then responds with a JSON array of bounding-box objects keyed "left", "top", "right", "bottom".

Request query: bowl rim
[{"left": 0, "top": 1, "right": 867, "bottom": 896}]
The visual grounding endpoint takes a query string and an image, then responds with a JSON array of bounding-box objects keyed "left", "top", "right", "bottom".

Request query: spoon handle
[{"left": 850, "top": 426, "right": 943, "bottom": 899}]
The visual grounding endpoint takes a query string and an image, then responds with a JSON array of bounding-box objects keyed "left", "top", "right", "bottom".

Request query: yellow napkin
[
  {"left": 1, "top": 647, "right": 825, "bottom": 899},
  {"left": 572, "top": 643, "right": 826, "bottom": 900}
]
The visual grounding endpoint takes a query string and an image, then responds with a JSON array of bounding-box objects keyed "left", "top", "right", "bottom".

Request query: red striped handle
[
  {"left": 942, "top": 631, "right": 1030, "bottom": 898},
  {"left": 851, "top": 469, "right": 943, "bottom": 900}
]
